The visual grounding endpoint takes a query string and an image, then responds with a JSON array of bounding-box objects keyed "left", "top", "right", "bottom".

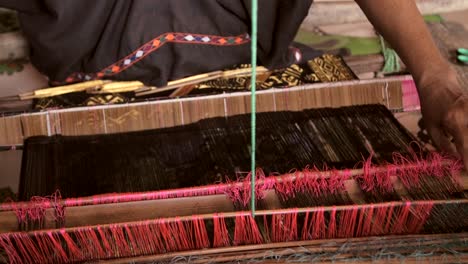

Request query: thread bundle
[{"left": 3, "top": 200, "right": 458, "bottom": 264}]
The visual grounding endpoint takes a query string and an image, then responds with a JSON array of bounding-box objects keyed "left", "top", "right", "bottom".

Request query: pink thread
[
  {"left": 313, "top": 208, "right": 326, "bottom": 239},
  {"left": 302, "top": 207, "right": 326, "bottom": 240},
  {"left": 112, "top": 224, "right": 132, "bottom": 256},
  {"left": 0, "top": 234, "right": 23, "bottom": 264},
  {"left": 392, "top": 202, "right": 412, "bottom": 235},
  {"left": 301, "top": 211, "right": 311, "bottom": 240},
  {"left": 274, "top": 174, "right": 296, "bottom": 201},
  {"left": 225, "top": 170, "right": 269, "bottom": 207},
  {"left": 371, "top": 205, "right": 389, "bottom": 236},
  {"left": 360, "top": 155, "right": 377, "bottom": 193},
  {"left": 11, "top": 234, "right": 35, "bottom": 264},
  {"left": 407, "top": 202, "right": 434, "bottom": 234},
  {"left": 97, "top": 226, "right": 114, "bottom": 257},
  {"left": 359, "top": 205, "right": 375, "bottom": 237},
  {"left": 270, "top": 211, "right": 298, "bottom": 242},
  {"left": 402, "top": 79, "right": 420, "bottom": 111},
  {"left": 47, "top": 231, "right": 69, "bottom": 262},
  {"left": 337, "top": 207, "right": 359, "bottom": 238},
  {"left": 286, "top": 210, "right": 299, "bottom": 242},
  {"left": 130, "top": 224, "right": 149, "bottom": 255},
  {"left": 327, "top": 207, "right": 337, "bottom": 239},
  {"left": 84, "top": 228, "right": 106, "bottom": 259},
  {"left": 176, "top": 219, "right": 191, "bottom": 251},
  {"left": 305, "top": 166, "right": 321, "bottom": 197},
  {"left": 50, "top": 190, "right": 66, "bottom": 227},
  {"left": 193, "top": 216, "right": 210, "bottom": 249},
  {"left": 271, "top": 214, "right": 280, "bottom": 242},
  {"left": 124, "top": 225, "right": 139, "bottom": 256},
  {"left": 383, "top": 202, "right": 396, "bottom": 234},
  {"left": 233, "top": 215, "right": 245, "bottom": 246},
  {"left": 172, "top": 220, "right": 188, "bottom": 252},
  {"left": 160, "top": 220, "right": 177, "bottom": 252},
  {"left": 60, "top": 229, "right": 83, "bottom": 262},
  {"left": 234, "top": 215, "right": 262, "bottom": 245},
  {"left": 213, "top": 214, "right": 231, "bottom": 248},
  {"left": 34, "top": 233, "right": 55, "bottom": 262},
  {"left": 15, "top": 232, "right": 52, "bottom": 263}
]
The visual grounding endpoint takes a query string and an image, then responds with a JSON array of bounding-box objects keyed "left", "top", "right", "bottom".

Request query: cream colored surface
[
  {"left": 304, "top": 0, "right": 468, "bottom": 26},
  {"left": 0, "top": 32, "right": 28, "bottom": 61},
  {"left": 0, "top": 63, "right": 48, "bottom": 98},
  {"left": 443, "top": 10, "right": 468, "bottom": 30}
]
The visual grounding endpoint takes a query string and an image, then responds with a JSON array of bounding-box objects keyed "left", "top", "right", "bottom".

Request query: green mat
[{"left": 295, "top": 31, "right": 381, "bottom": 56}]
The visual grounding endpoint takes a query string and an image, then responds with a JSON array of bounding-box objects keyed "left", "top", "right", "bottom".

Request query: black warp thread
[{"left": 19, "top": 104, "right": 419, "bottom": 200}]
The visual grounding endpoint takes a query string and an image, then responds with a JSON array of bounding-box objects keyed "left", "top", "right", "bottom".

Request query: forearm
[{"left": 354, "top": 0, "right": 457, "bottom": 89}]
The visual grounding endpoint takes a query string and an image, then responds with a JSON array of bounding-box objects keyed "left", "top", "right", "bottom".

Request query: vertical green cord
[{"left": 250, "top": 0, "right": 258, "bottom": 217}]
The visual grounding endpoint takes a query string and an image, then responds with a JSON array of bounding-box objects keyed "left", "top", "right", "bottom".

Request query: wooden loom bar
[
  {"left": 0, "top": 198, "right": 465, "bottom": 238},
  {"left": 0, "top": 76, "right": 409, "bottom": 146},
  {"left": 0, "top": 180, "right": 352, "bottom": 232}
]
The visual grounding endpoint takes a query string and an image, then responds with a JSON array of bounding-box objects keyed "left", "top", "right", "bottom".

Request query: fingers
[
  {"left": 442, "top": 96, "right": 468, "bottom": 169},
  {"left": 454, "top": 136, "right": 468, "bottom": 171},
  {"left": 443, "top": 123, "right": 468, "bottom": 169},
  {"left": 427, "top": 126, "right": 459, "bottom": 158}
]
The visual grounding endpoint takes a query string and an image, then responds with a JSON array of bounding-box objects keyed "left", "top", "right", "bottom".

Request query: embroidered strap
[{"left": 59, "top": 32, "right": 250, "bottom": 84}]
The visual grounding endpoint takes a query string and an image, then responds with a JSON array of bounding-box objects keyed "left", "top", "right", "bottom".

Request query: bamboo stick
[
  {"left": 135, "top": 71, "right": 224, "bottom": 96},
  {"left": 87, "top": 81, "right": 145, "bottom": 94},
  {"left": 169, "top": 84, "right": 197, "bottom": 97},
  {"left": 135, "top": 67, "right": 269, "bottom": 97},
  {"left": 18, "top": 80, "right": 108, "bottom": 100}
]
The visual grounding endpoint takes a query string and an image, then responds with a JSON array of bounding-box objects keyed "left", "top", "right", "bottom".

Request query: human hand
[{"left": 418, "top": 69, "right": 468, "bottom": 169}]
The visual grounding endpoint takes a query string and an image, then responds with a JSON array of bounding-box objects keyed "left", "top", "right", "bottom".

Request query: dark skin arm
[{"left": 356, "top": 0, "right": 468, "bottom": 169}]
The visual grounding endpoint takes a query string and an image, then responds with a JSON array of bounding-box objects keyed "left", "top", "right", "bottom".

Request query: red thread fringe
[{"left": 0, "top": 202, "right": 437, "bottom": 263}]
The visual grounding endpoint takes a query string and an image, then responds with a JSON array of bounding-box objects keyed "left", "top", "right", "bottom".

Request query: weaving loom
[
  {"left": 0, "top": 99, "right": 467, "bottom": 263},
  {"left": 0, "top": 70, "right": 466, "bottom": 263},
  {"left": 0, "top": 63, "right": 466, "bottom": 263},
  {"left": 1, "top": 2, "right": 468, "bottom": 263}
]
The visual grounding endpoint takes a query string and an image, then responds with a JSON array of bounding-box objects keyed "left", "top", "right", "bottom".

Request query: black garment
[{"left": 0, "top": 0, "right": 314, "bottom": 86}]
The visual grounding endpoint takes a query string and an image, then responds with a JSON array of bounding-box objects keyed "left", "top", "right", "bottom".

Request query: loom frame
[{"left": 1, "top": 74, "right": 467, "bottom": 263}]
